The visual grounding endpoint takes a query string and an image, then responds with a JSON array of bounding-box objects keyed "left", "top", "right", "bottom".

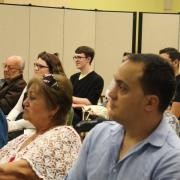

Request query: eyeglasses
[
  {"left": 73, "top": 56, "right": 86, "bottom": 60},
  {"left": 2, "top": 63, "right": 20, "bottom": 70},
  {"left": 43, "top": 74, "right": 59, "bottom": 90},
  {"left": 34, "top": 63, "right": 48, "bottom": 70}
]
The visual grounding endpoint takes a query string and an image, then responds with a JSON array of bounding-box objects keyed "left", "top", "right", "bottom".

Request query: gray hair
[{"left": 8, "top": 55, "right": 25, "bottom": 70}]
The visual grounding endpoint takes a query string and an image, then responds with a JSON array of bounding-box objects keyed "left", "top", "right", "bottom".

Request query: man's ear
[
  {"left": 172, "top": 59, "right": 179, "bottom": 66},
  {"left": 86, "top": 57, "right": 91, "bottom": 63},
  {"left": 144, "top": 95, "right": 159, "bottom": 112}
]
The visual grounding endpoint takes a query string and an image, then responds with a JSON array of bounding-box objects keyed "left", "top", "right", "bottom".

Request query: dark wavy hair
[{"left": 38, "top": 51, "right": 65, "bottom": 74}]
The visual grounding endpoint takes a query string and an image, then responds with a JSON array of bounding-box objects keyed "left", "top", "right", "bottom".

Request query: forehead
[
  {"left": 36, "top": 58, "right": 48, "bottom": 66},
  {"left": 75, "top": 53, "right": 85, "bottom": 56},
  {"left": 5, "top": 58, "right": 18, "bottom": 65},
  {"left": 28, "top": 83, "right": 41, "bottom": 95},
  {"left": 114, "top": 61, "right": 144, "bottom": 85},
  {"left": 160, "top": 53, "right": 171, "bottom": 61}
]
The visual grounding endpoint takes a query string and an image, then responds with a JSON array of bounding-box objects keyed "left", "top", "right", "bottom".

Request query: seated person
[
  {"left": 70, "top": 46, "right": 104, "bottom": 127},
  {"left": 7, "top": 51, "right": 66, "bottom": 135},
  {"left": 0, "top": 109, "right": 8, "bottom": 148},
  {"left": 0, "top": 74, "right": 81, "bottom": 179},
  {"left": 159, "top": 47, "right": 180, "bottom": 119},
  {"left": 66, "top": 54, "right": 180, "bottom": 180},
  {"left": 0, "top": 56, "right": 26, "bottom": 115}
]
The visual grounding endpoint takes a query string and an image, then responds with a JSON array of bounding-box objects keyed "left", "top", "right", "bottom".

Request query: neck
[
  {"left": 123, "top": 113, "right": 162, "bottom": 142},
  {"left": 80, "top": 66, "right": 92, "bottom": 75},
  {"left": 35, "top": 123, "right": 56, "bottom": 135},
  {"left": 118, "top": 113, "right": 162, "bottom": 160}
]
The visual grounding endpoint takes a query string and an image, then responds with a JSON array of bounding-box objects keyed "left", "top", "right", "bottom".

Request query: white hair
[{"left": 7, "top": 55, "right": 25, "bottom": 70}]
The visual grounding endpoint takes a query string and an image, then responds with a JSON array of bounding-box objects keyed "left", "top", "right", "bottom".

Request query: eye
[
  {"left": 29, "top": 95, "right": 36, "bottom": 100},
  {"left": 116, "top": 80, "right": 129, "bottom": 92}
]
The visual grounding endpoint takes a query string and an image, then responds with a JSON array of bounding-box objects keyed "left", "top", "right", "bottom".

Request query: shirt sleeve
[
  {"left": 86, "top": 76, "right": 104, "bottom": 105},
  {"left": 152, "top": 149, "right": 180, "bottom": 179},
  {"left": 6, "top": 87, "right": 27, "bottom": 121}
]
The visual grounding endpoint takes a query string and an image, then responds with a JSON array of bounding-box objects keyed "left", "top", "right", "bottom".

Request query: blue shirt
[
  {"left": 66, "top": 117, "right": 180, "bottom": 180},
  {"left": 0, "top": 109, "right": 8, "bottom": 148}
]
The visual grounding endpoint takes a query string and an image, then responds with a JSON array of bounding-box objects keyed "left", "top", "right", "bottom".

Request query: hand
[{"left": 0, "top": 160, "right": 41, "bottom": 180}]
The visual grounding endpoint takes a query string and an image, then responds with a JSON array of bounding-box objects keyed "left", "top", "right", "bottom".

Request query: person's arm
[
  {"left": 7, "top": 87, "right": 27, "bottom": 121},
  {"left": 8, "top": 119, "right": 34, "bottom": 133},
  {"left": 0, "top": 160, "right": 41, "bottom": 180},
  {"left": 0, "top": 80, "right": 26, "bottom": 115},
  {"left": 152, "top": 150, "right": 180, "bottom": 179},
  {"left": 72, "top": 96, "right": 91, "bottom": 108}
]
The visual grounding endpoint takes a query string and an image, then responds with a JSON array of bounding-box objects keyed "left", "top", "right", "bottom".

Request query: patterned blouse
[{"left": 0, "top": 126, "right": 81, "bottom": 180}]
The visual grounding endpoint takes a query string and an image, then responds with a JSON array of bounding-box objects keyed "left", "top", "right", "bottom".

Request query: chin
[{"left": 23, "top": 112, "right": 28, "bottom": 120}]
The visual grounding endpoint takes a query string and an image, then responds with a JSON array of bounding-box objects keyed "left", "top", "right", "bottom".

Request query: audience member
[
  {"left": 0, "top": 109, "right": 8, "bottom": 148},
  {"left": 0, "top": 74, "right": 81, "bottom": 179},
  {"left": 159, "top": 47, "right": 180, "bottom": 119},
  {"left": 122, "top": 52, "right": 131, "bottom": 62},
  {"left": 7, "top": 51, "right": 66, "bottom": 135},
  {"left": 66, "top": 54, "right": 180, "bottom": 180},
  {"left": 0, "top": 56, "right": 26, "bottom": 115},
  {"left": 70, "top": 46, "right": 104, "bottom": 127}
]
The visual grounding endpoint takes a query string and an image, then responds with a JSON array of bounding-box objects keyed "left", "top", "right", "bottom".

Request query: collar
[
  {"left": 143, "top": 115, "right": 171, "bottom": 147},
  {"left": 6, "top": 74, "right": 23, "bottom": 84}
]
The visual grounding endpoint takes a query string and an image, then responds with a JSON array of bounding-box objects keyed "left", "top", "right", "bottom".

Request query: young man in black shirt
[{"left": 70, "top": 46, "right": 104, "bottom": 127}]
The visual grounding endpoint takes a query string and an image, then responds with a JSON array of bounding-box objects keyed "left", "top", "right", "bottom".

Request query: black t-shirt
[{"left": 70, "top": 71, "right": 104, "bottom": 105}]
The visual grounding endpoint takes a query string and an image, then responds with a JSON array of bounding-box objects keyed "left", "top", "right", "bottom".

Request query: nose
[
  {"left": 23, "top": 97, "right": 29, "bottom": 107},
  {"left": 34, "top": 65, "right": 39, "bottom": 71},
  {"left": 108, "top": 85, "right": 117, "bottom": 100}
]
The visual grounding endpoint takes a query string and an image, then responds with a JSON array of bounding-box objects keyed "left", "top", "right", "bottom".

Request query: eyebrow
[{"left": 114, "top": 76, "right": 129, "bottom": 89}]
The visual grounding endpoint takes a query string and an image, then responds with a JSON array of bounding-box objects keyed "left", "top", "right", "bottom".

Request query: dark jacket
[{"left": 0, "top": 74, "right": 26, "bottom": 115}]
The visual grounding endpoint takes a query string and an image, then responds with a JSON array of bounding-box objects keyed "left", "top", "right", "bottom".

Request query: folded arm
[{"left": 0, "top": 159, "right": 41, "bottom": 180}]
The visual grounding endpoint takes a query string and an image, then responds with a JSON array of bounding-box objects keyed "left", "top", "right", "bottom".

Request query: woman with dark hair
[
  {"left": 7, "top": 51, "right": 66, "bottom": 134},
  {"left": 36, "top": 51, "right": 65, "bottom": 75},
  {"left": 0, "top": 74, "right": 81, "bottom": 179}
]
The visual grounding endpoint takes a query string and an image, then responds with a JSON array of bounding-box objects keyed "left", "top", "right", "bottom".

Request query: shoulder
[
  {"left": 89, "top": 71, "right": 104, "bottom": 82},
  {"left": 91, "top": 71, "right": 103, "bottom": 78},
  {"left": 166, "top": 130, "right": 180, "bottom": 149},
  {"left": 70, "top": 72, "right": 80, "bottom": 79},
  {"left": 11, "top": 75, "right": 26, "bottom": 87},
  {"left": 45, "top": 126, "right": 81, "bottom": 143},
  {"left": 86, "top": 120, "right": 121, "bottom": 142}
]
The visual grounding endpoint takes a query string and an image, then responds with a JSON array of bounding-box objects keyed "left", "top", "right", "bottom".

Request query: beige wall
[{"left": 3, "top": 0, "right": 179, "bottom": 12}]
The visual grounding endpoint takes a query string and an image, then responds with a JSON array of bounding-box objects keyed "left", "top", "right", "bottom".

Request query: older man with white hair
[{"left": 0, "top": 56, "right": 26, "bottom": 115}]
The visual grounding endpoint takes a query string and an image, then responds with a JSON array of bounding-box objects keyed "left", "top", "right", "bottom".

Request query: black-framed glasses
[
  {"left": 73, "top": 56, "right": 86, "bottom": 60},
  {"left": 34, "top": 63, "right": 48, "bottom": 70},
  {"left": 43, "top": 74, "right": 59, "bottom": 90}
]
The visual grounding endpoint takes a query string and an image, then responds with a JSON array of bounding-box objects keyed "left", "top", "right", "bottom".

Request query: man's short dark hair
[
  {"left": 75, "top": 46, "right": 95, "bottom": 64},
  {"left": 159, "top": 47, "right": 180, "bottom": 62},
  {"left": 128, "top": 53, "right": 176, "bottom": 113},
  {"left": 123, "top": 52, "right": 131, "bottom": 57}
]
